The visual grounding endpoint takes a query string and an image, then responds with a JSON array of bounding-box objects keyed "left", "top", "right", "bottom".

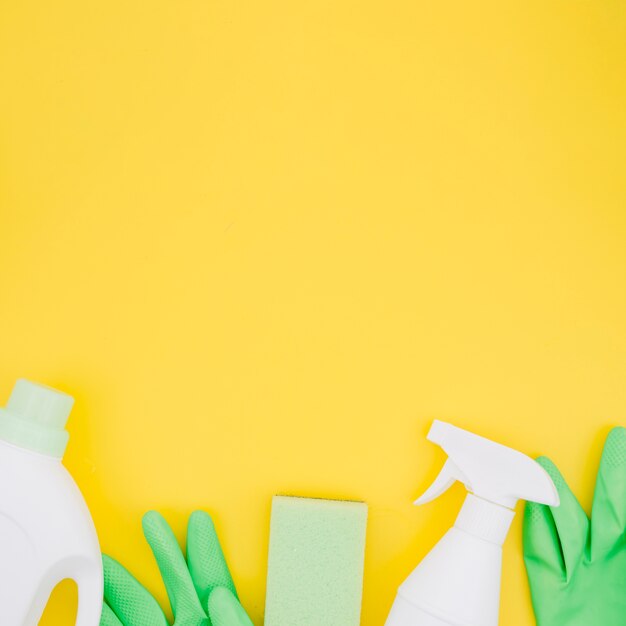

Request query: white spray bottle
[
  {"left": 385, "top": 420, "right": 559, "bottom": 626},
  {"left": 0, "top": 379, "right": 103, "bottom": 625}
]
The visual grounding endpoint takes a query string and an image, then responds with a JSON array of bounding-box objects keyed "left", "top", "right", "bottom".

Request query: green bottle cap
[{"left": 0, "top": 379, "right": 74, "bottom": 458}]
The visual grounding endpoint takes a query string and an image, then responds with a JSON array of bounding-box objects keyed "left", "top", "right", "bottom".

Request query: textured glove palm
[
  {"left": 523, "top": 426, "right": 626, "bottom": 626},
  {"left": 100, "top": 510, "right": 254, "bottom": 626}
]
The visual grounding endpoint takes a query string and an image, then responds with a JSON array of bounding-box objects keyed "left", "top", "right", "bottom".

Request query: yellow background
[{"left": 1, "top": 0, "right": 625, "bottom": 624}]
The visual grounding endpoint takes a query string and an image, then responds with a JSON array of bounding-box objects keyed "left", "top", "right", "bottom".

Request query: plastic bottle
[
  {"left": 0, "top": 379, "right": 103, "bottom": 625},
  {"left": 385, "top": 420, "right": 559, "bottom": 626}
]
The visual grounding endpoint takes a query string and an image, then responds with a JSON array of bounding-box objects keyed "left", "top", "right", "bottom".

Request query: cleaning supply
[
  {"left": 102, "top": 510, "right": 253, "bottom": 626},
  {"left": 0, "top": 379, "right": 103, "bottom": 625},
  {"left": 386, "top": 420, "right": 559, "bottom": 626},
  {"left": 264, "top": 496, "right": 368, "bottom": 626},
  {"left": 524, "top": 426, "right": 626, "bottom": 626}
]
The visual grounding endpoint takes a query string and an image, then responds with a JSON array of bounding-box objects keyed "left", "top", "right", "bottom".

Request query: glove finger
[
  {"left": 535, "top": 456, "right": 589, "bottom": 578},
  {"left": 142, "top": 511, "right": 207, "bottom": 623},
  {"left": 102, "top": 554, "right": 168, "bottom": 626},
  {"left": 208, "top": 587, "right": 254, "bottom": 626},
  {"left": 523, "top": 499, "right": 564, "bottom": 577},
  {"left": 187, "top": 511, "right": 238, "bottom": 611},
  {"left": 591, "top": 426, "right": 626, "bottom": 558},
  {"left": 100, "top": 603, "right": 123, "bottom": 626}
]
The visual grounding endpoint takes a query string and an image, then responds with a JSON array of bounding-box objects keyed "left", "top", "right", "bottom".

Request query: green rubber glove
[
  {"left": 523, "top": 426, "right": 626, "bottom": 625},
  {"left": 100, "top": 510, "right": 254, "bottom": 626}
]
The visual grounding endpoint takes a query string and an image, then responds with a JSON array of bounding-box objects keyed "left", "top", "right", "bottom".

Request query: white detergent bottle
[
  {"left": 0, "top": 379, "right": 103, "bottom": 625},
  {"left": 385, "top": 420, "right": 559, "bottom": 626}
]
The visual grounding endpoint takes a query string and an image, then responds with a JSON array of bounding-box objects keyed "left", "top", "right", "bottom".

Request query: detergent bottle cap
[
  {"left": 415, "top": 421, "right": 559, "bottom": 510},
  {"left": 0, "top": 379, "right": 74, "bottom": 458}
]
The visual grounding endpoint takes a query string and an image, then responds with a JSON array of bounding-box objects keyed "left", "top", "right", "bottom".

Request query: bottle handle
[
  {"left": 75, "top": 561, "right": 104, "bottom": 626},
  {"left": 17, "top": 558, "right": 102, "bottom": 626}
]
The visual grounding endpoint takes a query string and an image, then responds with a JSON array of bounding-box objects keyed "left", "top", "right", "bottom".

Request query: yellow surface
[{"left": 1, "top": 1, "right": 625, "bottom": 624}]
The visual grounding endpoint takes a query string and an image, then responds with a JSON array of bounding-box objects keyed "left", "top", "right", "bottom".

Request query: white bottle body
[
  {"left": 386, "top": 495, "right": 514, "bottom": 626},
  {"left": 0, "top": 439, "right": 103, "bottom": 625}
]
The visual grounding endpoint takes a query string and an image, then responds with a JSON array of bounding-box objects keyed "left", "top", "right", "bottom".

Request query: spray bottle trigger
[{"left": 414, "top": 459, "right": 469, "bottom": 505}]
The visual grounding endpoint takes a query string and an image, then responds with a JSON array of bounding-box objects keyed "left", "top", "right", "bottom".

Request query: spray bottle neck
[{"left": 454, "top": 493, "right": 515, "bottom": 546}]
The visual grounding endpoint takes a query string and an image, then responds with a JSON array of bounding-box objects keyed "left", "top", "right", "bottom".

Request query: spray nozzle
[{"left": 415, "top": 420, "right": 559, "bottom": 510}]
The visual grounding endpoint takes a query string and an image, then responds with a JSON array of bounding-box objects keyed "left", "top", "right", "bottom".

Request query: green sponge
[{"left": 264, "top": 496, "right": 368, "bottom": 626}]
